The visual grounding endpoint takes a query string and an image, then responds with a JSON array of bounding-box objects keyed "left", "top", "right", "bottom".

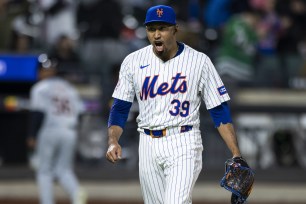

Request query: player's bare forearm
[
  {"left": 217, "top": 123, "right": 241, "bottom": 157},
  {"left": 106, "top": 125, "right": 123, "bottom": 163},
  {"left": 107, "top": 125, "right": 123, "bottom": 145}
]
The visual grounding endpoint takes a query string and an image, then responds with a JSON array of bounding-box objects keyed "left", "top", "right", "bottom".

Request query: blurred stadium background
[{"left": 1, "top": 0, "right": 306, "bottom": 203}]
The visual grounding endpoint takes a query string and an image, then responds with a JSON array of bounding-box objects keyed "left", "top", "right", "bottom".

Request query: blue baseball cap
[{"left": 144, "top": 5, "right": 176, "bottom": 25}]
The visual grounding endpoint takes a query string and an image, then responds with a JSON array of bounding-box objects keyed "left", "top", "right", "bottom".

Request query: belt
[{"left": 143, "top": 125, "right": 193, "bottom": 138}]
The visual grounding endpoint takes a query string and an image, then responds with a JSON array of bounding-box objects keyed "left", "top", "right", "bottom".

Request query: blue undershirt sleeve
[
  {"left": 208, "top": 102, "right": 233, "bottom": 128},
  {"left": 108, "top": 98, "right": 133, "bottom": 129}
]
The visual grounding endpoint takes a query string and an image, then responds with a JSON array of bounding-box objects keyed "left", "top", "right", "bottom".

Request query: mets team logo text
[{"left": 140, "top": 73, "right": 187, "bottom": 100}]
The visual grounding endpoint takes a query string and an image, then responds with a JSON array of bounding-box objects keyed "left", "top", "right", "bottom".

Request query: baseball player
[
  {"left": 27, "top": 54, "right": 87, "bottom": 204},
  {"left": 106, "top": 5, "right": 247, "bottom": 204}
]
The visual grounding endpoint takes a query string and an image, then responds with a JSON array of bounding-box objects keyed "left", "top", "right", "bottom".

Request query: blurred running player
[{"left": 27, "top": 54, "right": 87, "bottom": 204}]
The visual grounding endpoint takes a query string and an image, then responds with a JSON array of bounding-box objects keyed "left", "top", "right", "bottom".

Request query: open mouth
[{"left": 154, "top": 41, "right": 164, "bottom": 52}]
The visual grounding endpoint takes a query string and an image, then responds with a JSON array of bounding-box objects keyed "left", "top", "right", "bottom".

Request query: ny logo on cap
[{"left": 156, "top": 8, "right": 163, "bottom": 17}]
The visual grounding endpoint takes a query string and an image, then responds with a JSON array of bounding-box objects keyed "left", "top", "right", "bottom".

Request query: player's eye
[
  {"left": 147, "top": 27, "right": 156, "bottom": 32},
  {"left": 146, "top": 25, "right": 172, "bottom": 32},
  {"left": 159, "top": 26, "right": 168, "bottom": 31}
]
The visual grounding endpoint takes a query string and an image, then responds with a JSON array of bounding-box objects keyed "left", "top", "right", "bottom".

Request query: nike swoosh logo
[{"left": 140, "top": 64, "right": 150, "bottom": 69}]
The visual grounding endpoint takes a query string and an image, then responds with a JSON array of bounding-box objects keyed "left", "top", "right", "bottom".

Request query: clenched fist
[{"left": 106, "top": 143, "right": 122, "bottom": 163}]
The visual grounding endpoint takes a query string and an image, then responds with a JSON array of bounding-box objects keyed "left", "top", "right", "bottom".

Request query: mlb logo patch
[{"left": 218, "top": 86, "right": 227, "bottom": 95}]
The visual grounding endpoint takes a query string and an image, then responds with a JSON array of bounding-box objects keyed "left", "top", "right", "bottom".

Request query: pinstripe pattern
[
  {"left": 113, "top": 43, "right": 229, "bottom": 203},
  {"left": 113, "top": 43, "right": 230, "bottom": 130},
  {"left": 139, "top": 130, "right": 203, "bottom": 204}
]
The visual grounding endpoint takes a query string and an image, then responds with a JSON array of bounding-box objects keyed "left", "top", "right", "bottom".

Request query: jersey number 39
[{"left": 169, "top": 99, "right": 190, "bottom": 117}]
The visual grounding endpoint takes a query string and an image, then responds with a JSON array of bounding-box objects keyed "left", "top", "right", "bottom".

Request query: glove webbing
[{"left": 220, "top": 160, "right": 254, "bottom": 201}]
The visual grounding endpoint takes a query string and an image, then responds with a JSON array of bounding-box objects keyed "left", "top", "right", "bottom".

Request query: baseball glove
[{"left": 220, "top": 157, "right": 255, "bottom": 204}]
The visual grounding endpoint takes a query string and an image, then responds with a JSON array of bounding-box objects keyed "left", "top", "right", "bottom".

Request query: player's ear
[{"left": 173, "top": 25, "right": 178, "bottom": 34}]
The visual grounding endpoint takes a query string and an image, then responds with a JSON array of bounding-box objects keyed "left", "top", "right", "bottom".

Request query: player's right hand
[{"left": 106, "top": 143, "right": 122, "bottom": 163}]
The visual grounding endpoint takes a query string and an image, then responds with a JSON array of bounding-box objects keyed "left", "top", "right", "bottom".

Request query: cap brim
[{"left": 144, "top": 20, "right": 176, "bottom": 25}]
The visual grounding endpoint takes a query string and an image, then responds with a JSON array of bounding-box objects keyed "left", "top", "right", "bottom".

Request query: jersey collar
[{"left": 174, "top": 42, "right": 184, "bottom": 58}]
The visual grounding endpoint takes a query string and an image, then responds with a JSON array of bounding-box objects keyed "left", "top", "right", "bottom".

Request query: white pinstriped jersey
[{"left": 112, "top": 43, "right": 230, "bottom": 130}]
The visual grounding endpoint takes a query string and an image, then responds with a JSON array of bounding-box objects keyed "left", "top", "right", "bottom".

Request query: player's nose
[{"left": 153, "top": 30, "right": 161, "bottom": 38}]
